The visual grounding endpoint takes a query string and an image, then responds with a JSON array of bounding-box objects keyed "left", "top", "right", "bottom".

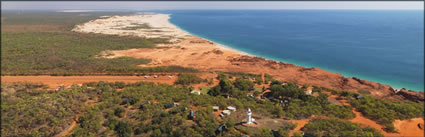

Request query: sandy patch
[
  {"left": 290, "top": 119, "right": 310, "bottom": 136},
  {"left": 72, "top": 13, "right": 190, "bottom": 42},
  {"left": 393, "top": 118, "right": 424, "bottom": 137}
]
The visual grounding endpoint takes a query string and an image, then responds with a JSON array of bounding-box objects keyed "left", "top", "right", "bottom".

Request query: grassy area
[{"left": 1, "top": 11, "right": 198, "bottom": 76}]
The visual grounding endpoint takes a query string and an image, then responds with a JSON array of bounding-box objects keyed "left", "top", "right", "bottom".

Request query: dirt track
[{"left": 1, "top": 76, "right": 177, "bottom": 89}]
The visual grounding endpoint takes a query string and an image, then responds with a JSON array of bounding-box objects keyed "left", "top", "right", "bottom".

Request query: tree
[
  {"left": 383, "top": 123, "right": 398, "bottom": 133},
  {"left": 293, "top": 132, "right": 303, "bottom": 137},
  {"left": 219, "top": 79, "right": 233, "bottom": 95},
  {"left": 114, "top": 107, "right": 125, "bottom": 117},
  {"left": 312, "top": 86, "right": 322, "bottom": 93},
  {"left": 115, "top": 121, "right": 132, "bottom": 137},
  {"left": 225, "top": 118, "right": 236, "bottom": 128},
  {"left": 234, "top": 78, "right": 254, "bottom": 91},
  {"left": 208, "top": 86, "right": 221, "bottom": 96},
  {"left": 270, "top": 84, "right": 285, "bottom": 98},
  {"left": 217, "top": 73, "right": 227, "bottom": 80},
  {"left": 174, "top": 73, "right": 203, "bottom": 85},
  {"left": 79, "top": 109, "right": 102, "bottom": 134},
  {"left": 277, "top": 128, "right": 289, "bottom": 137},
  {"left": 317, "top": 93, "right": 330, "bottom": 105},
  {"left": 254, "top": 128, "right": 274, "bottom": 137}
]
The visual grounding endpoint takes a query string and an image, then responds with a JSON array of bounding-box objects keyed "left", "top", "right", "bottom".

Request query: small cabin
[
  {"left": 222, "top": 110, "right": 231, "bottom": 115},
  {"left": 305, "top": 89, "right": 312, "bottom": 95},
  {"left": 227, "top": 106, "right": 236, "bottom": 111},
  {"left": 164, "top": 103, "right": 178, "bottom": 109},
  {"left": 191, "top": 90, "right": 201, "bottom": 95},
  {"left": 213, "top": 106, "right": 219, "bottom": 111}
]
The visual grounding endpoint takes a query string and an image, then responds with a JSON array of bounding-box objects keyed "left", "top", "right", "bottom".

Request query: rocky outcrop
[
  {"left": 228, "top": 55, "right": 423, "bottom": 103},
  {"left": 394, "top": 88, "right": 424, "bottom": 103}
]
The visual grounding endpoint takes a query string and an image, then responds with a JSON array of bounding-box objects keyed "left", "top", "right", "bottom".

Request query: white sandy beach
[{"left": 73, "top": 13, "right": 252, "bottom": 56}]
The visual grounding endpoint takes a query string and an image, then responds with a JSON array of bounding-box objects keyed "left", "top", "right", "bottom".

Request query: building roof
[
  {"left": 191, "top": 90, "right": 201, "bottom": 95},
  {"left": 164, "top": 103, "right": 175, "bottom": 108},
  {"left": 222, "top": 110, "right": 231, "bottom": 115},
  {"left": 227, "top": 106, "right": 236, "bottom": 110}
]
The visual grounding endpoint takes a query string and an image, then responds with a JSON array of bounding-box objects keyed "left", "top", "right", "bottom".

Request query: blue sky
[{"left": 2, "top": 1, "right": 424, "bottom": 10}]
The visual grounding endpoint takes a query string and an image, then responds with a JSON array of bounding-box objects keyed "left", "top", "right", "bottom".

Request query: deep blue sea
[{"left": 155, "top": 10, "right": 424, "bottom": 91}]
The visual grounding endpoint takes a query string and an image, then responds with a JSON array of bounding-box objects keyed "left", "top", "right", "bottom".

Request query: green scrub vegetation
[
  {"left": 1, "top": 11, "right": 197, "bottom": 76},
  {"left": 2, "top": 73, "right": 424, "bottom": 137},
  {"left": 268, "top": 82, "right": 356, "bottom": 120},
  {"left": 350, "top": 96, "right": 424, "bottom": 132},
  {"left": 174, "top": 73, "right": 204, "bottom": 85}
]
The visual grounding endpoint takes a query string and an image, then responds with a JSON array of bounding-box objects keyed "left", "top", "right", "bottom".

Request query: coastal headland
[{"left": 72, "top": 13, "right": 424, "bottom": 103}]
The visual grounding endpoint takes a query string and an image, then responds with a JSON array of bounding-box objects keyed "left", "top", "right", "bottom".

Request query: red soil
[
  {"left": 350, "top": 109, "right": 424, "bottom": 137},
  {"left": 1, "top": 76, "right": 177, "bottom": 89}
]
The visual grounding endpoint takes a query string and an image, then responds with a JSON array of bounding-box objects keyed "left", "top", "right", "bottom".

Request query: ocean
[{"left": 155, "top": 10, "right": 424, "bottom": 91}]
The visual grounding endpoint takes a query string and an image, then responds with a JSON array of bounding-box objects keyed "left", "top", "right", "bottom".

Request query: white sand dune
[{"left": 72, "top": 13, "right": 191, "bottom": 42}]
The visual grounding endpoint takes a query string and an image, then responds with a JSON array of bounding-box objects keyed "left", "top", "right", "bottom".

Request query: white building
[
  {"left": 247, "top": 108, "right": 252, "bottom": 124},
  {"left": 222, "top": 110, "right": 231, "bottom": 115},
  {"left": 213, "top": 106, "right": 219, "bottom": 111},
  {"left": 305, "top": 89, "right": 312, "bottom": 95},
  {"left": 227, "top": 106, "right": 236, "bottom": 111},
  {"left": 191, "top": 90, "right": 201, "bottom": 95}
]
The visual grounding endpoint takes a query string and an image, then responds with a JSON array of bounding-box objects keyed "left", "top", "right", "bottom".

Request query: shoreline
[
  {"left": 71, "top": 13, "right": 423, "bottom": 102},
  {"left": 167, "top": 18, "right": 254, "bottom": 57},
  {"left": 167, "top": 15, "right": 423, "bottom": 92}
]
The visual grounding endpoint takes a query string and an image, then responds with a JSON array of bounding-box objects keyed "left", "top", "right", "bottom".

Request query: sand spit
[
  {"left": 72, "top": 13, "right": 190, "bottom": 42},
  {"left": 73, "top": 13, "right": 423, "bottom": 103}
]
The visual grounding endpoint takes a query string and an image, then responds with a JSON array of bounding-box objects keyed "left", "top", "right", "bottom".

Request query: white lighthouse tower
[{"left": 247, "top": 108, "right": 252, "bottom": 124}]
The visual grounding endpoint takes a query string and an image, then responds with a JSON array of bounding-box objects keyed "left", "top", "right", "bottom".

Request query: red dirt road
[{"left": 1, "top": 76, "right": 177, "bottom": 89}]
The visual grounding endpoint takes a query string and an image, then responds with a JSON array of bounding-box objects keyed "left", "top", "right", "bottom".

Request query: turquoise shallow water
[{"left": 153, "top": 10, "right": 424, "bottom": 91}]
